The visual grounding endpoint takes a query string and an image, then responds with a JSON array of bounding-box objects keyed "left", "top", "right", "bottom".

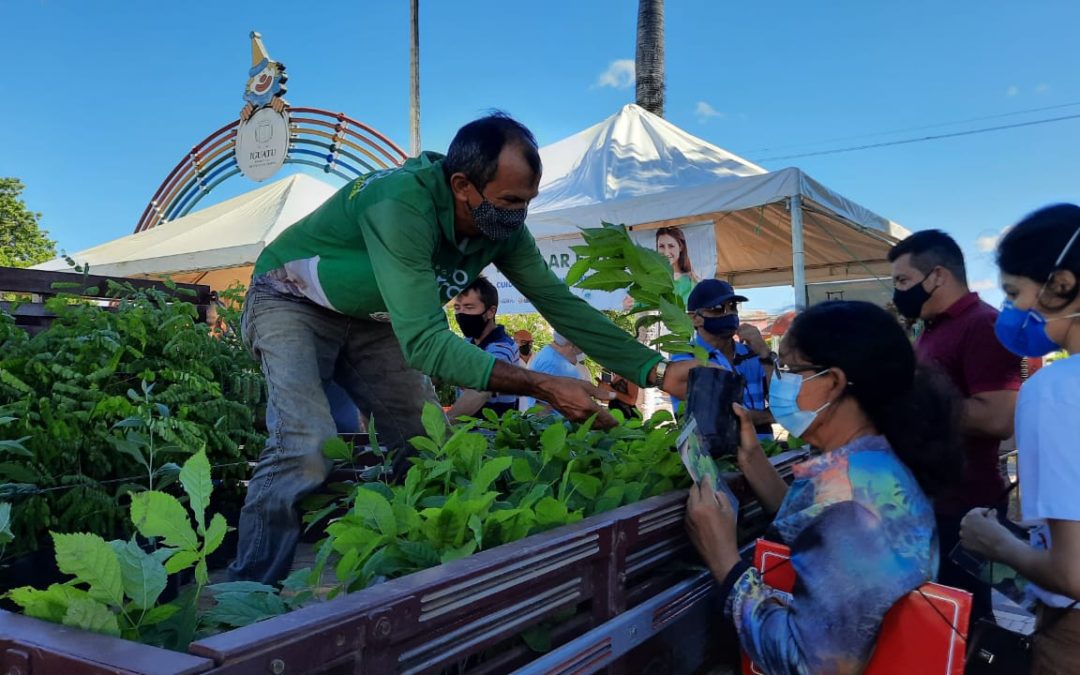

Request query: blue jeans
[{"left": 228, "top": 285, "right": 439, "bottom": 584}]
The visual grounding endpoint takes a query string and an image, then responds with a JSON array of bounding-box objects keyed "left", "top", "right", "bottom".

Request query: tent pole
[{"left": 791, "top": 194, "right": 807, "bottom": 309}]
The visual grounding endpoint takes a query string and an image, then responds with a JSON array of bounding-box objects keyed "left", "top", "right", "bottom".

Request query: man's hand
[
  {"left": 686, "top": 478, "right": 741, "bottom": 582},
  {"left": 736, "top": 324, "right": 771, "bottom": 358},
  {"left": 537, "top": 376, "right": 618, "bottom": 428}
]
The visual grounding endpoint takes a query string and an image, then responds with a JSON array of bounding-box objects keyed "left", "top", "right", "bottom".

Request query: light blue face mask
[{"left": 768, "top": 368, "right": 831, "bottom": 438}]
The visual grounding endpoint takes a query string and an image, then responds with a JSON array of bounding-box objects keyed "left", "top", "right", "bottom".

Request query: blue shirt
[
  {"left": 670, "top": 334, "right": 768, "bottom": 413},
  {"left": 465, "top": 325, "right": 519, "bottom": 413},
  {"left": 520, "top": 344, "right": 584, "bottom": 411}
]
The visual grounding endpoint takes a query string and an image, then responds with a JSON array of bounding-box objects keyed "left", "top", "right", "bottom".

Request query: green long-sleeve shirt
[{"left": 255, "top": 152, "right": 661, "bottom": 391}]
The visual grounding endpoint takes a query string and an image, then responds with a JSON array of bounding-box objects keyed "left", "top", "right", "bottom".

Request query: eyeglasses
[
  {"left": 774, "top": 362, "right": 826, "bottom": 380},
  {"left": 693, "top": 302, "right": 740, "bottom": 318}
]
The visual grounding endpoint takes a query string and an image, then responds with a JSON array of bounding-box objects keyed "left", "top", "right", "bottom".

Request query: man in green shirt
[{"left": 230, "top": 113, "right": 690, "bottom": 584}]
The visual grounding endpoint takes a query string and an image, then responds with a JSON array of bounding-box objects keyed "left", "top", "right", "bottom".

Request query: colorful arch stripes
[{"left": 135, "top": 107, "right": 407, "bottom": 232}]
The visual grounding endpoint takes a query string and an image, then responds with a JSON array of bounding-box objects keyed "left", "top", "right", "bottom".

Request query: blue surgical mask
[
  {"left": 994, "top": 224, "right": 1080, "bottom": 357},
  {"left": 768, "top": 369, "right": 830, "bottom": 438},
  {"left": 994, "top": 301, "right": 1079, "bottom": 357}
]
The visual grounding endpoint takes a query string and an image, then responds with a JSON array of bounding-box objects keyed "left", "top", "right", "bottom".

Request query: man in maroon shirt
[{"left": 889, "top": 230, "right": 1022, "bottom": 622}]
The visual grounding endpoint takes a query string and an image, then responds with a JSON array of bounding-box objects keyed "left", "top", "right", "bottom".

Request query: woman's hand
[
  {"left": 959, "top": 508, "right": 1010, "bottom": 560},
  {"left": 686, "top": 479, "right": 741, "bottom": 581},
  {"left": 732, "top": 403, "right": 766, "bottom": 469}
]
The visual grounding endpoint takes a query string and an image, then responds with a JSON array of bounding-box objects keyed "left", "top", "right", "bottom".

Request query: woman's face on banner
[{"left": 656, "top": 233, "right": 681, "bottom": 267}]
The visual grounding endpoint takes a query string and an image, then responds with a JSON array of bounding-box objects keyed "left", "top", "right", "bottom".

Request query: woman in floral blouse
[{"left": 687, "top": 301, "right": 962, "bottom": 674}]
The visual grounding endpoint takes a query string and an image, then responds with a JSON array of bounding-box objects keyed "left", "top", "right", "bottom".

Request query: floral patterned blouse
[{"left": 718, "top": 435, "right": 938, "bottom": 675}]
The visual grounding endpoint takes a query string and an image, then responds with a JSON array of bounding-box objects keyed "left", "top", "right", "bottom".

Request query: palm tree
[
  {"left": 635, "top": 0, "right": 665, "bottom": 117},
  {"left": 409, "top": 0, "right": 421, "bottom": 156}
]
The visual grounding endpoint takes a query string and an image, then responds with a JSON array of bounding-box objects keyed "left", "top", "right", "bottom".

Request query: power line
[
  {"left": 752, "top": 112, "right": 1080, "bottom": 163},
  {"left": 744, "top": 101, "right": 1080, "bottom": 155}
]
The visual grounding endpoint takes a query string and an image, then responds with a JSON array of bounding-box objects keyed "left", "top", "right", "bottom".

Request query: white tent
[
  {"left": 34, "top": 173, "right": 336, "bottom": 290},
  {"left": 527, "top": 104, "right": 908, "bottom": 305}
]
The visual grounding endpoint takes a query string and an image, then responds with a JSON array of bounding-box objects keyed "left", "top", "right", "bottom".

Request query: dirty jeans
[{"left": 228, "top": 285, "right": 438, "bottom": 585}]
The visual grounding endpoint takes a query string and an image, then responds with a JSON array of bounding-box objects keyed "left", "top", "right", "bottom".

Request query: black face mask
[
  {"left": 893, "top": 273, "right": 936, "bottom": 320},
  {"left": 519, "top": 343, "right": 532, "bottom": 356},
  {"left": 701, "top": 313, "right": 740, "bottom": 336},
  {"left": 455, "top": 312, "right": 490, "bottom": 340},
  {"left": 471, "top": 190, "right": 528, "bottom": 241}
]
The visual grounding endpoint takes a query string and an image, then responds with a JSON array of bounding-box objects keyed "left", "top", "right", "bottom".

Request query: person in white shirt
[{"left": 960, "top": 203, "right": 1080, "bottom": 672}]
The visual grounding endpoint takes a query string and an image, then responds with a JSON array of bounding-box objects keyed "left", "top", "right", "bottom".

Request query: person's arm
[
  {"left": 960, "top": 315, "right": 1022, "bottom": 440},
  {"left": 732, "top": 404, "right": 787, "bottom": 513},
  {"left": 447, "top": 388, "right": 491, "bottom": 419},
  {"left": 963, "top": 391, "right": 1018, "bottom": 440},
  {"left": 962, "top": 514, "right": 1080, "bottom": 600},
  {"left": 493, "top": 229, "right": 661, "bottom": 387},
  {"left": 487, "top": 360, "right": 617, "bottom": 427}
]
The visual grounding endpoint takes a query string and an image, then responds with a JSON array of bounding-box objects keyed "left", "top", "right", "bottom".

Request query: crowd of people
[{"left": 225, "top": 108, "right": 1078, "bottom": 673}]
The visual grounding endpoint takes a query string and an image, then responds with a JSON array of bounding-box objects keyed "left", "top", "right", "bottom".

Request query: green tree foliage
[
  {"left": 0, "top": 281, "right": 264, "bottom": 560},
  {"left": 0, "top": 178, "right": 56, "bottom": 268}
]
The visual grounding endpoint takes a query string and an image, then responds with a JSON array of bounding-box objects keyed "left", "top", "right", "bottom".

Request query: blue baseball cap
[{"left": 687, "top": 279, "right": 749, "bottom": 311}]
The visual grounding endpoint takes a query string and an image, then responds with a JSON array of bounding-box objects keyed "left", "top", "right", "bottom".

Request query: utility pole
[{"left": 409, "top": 0, "right": 421, "bottom": 156}]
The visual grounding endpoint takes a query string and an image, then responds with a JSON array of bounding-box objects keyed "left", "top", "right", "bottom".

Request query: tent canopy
[
  {"left": 40, "top": 105, "right": 906, "bottom": 302},
  {"left": 34, "top": 174, "right": 336, "bottom": 290},
  {"left": 529, "top": 104, "right": 908, "bottom": 291}
]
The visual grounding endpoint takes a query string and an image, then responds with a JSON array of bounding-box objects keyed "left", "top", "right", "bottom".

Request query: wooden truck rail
[
  {"left": 0, "top": 266, "right": 213, "bottom": 334},
  {"left": 0, "top": 441, "right": 806, "bottom": 674}
]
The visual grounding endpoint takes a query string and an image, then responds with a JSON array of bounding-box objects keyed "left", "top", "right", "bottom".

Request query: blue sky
[{"left": 2, "top": 0, "right": 1079, "bottom": 312}]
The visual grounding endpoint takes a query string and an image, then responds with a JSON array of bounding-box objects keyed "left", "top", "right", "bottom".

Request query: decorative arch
[{"left": 135, "top": 108, "right": 407, "bottom": 232}]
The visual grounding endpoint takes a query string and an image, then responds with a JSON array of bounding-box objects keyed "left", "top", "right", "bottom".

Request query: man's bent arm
[{"left": 963, "top": 390, "right": 1017, "bottom": 440}]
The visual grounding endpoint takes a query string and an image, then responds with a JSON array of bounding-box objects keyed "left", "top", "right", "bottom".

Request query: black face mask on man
[
  {"left": 471, "top": 188, "right": 528, "bottom": 241},
  {"left": 893, "top": 271, "right": 938, "bottom": 320},
  {"left": 519, "top": 342, "right": 532, "bottom": 356},
  {"left": 455, "top": 311, "right": 490, "bottom": 340}
]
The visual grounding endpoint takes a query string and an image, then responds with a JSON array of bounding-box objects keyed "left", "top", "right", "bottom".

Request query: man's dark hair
[
  {"left": 443, "top": 112, "right": 541, "bottom": 190},
  {"left": 887, "top": 229, "right": 967, "bottom": 285},
  {"left": 460, "top": 275, "right": 499, "bottom": 311}
]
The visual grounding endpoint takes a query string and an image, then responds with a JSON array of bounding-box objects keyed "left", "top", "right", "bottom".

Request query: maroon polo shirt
[{"left": 916, "top": 292, "right": 1022, "bottom": 516}]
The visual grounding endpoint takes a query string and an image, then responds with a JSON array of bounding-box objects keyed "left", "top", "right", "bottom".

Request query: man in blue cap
[{"left": 670, "top": 279, "right": 776, "bottom": 438}]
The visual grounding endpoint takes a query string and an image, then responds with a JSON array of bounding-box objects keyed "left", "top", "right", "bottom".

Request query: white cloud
[
  {"left": 1036, "top": 82, "right": 1051, "bottom": 93},
  {"left": 970, "top": 279, "right": 996, "bottom": 292},
  {"left": 976, "top": 226, "right": 1011, "bottom": 253},
  {"left": 694, "top": 101, "right": 724, "bottom": 122},
  {"left": 1006, "top": 85, "right": 1019, "bottom": 97},
  {"left": 594, "top": 59, "right": 635, "bottom": 89}
]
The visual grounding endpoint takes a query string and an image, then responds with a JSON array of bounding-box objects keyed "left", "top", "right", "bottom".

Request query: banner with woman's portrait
[{"left": 488, "top": 221, "right": 717, "bottom": 314}]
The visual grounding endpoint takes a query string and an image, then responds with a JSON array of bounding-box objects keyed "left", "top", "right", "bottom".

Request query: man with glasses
[{"left": 670, "top": 279, "right": 776, "bottom": 438}]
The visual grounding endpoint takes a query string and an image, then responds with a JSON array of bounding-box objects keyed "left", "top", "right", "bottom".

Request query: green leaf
[
  {"left": 51, "top": 532, "right": 123, "bottom": 605},
  {"left": 564, "top": 258, "right": 591, "bottom": 287},
  {"left": 397, "top": 540, "right": 441, "bottom": 568},
  {"left": 568, "top": 472, "right": 601, "bottom": 500},
  {"left": 409, "top": 435, "right": 440, "bottom": 454},
  {"left": 203, "top": 513, "right": 228, "bottom": 556},
  {"left": 439, "top": 540, "right": 478, "bottom": 564},
  {"left": 421, "top": 402, "right": 447, "bottom": 445},
  {"left": 322, "top": 437, "right": 353, "bottom": 462},
  {"left": 111, "top": 539, "right": 167, "bottom": 610},
  {"left": 470, "top": 456, "right": 512, "bottom": 496},
  {"left": 63, "top": 596, "right": 121, "bottom": 636},
  {"left": 0, "top": 437, "right": 32, "bottom": 458},
  {"left": 205, "top": 587, "right": 286, "bottom": 628},
  {"left": 539, "top": 422, "right": 567, "bottom": 464},
  {"left": 130, "top": 491, "right": 198, "bottom": 551},
  {"left": 354, "top": 487, "right": 397, "bottom": 537},
  {"left": 510, "top": 457, "right": 535, "bottom": 483},
  {"left": 535, "top": 497, "right": 569, "bottom": 527},
  {"left": 6, "top": 584, "right": 85, "bottom": 623},
  {"left": 163, "top": 549, "right": 199, "bottom": 574},
  {"left": 140, "top": 602, "right": 180, "bottom": 627},
  {"left": 657, "top": 297, "right": 695, "bottom": 339},
  {"left": 468, "top": 514, "right": 484, "bottom": 548},
  {"left": 179, "top": 449, "right": 211, "bottom": 534},
  {"left": 0, "top": 501, "right": 12, "bottom": 546}
]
